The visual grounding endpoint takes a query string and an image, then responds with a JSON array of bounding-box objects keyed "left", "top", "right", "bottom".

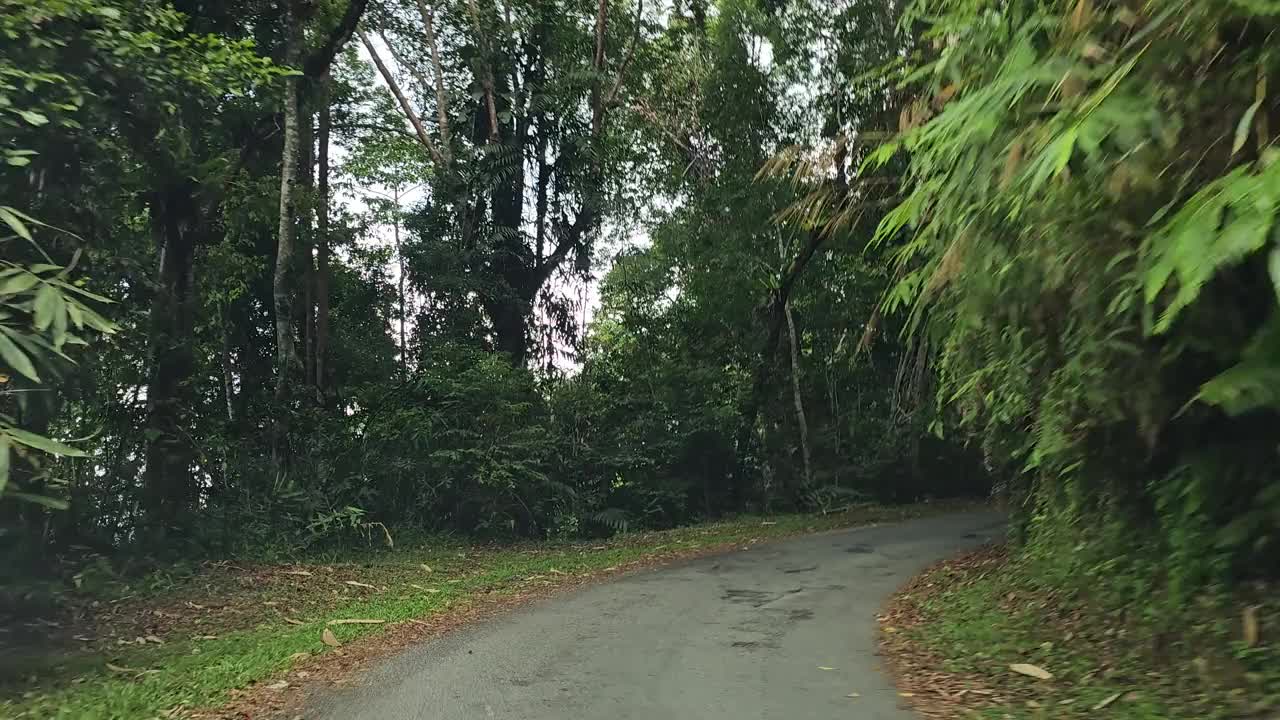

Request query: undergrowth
[{"left": 899, "top": 538, "right": 1280, "bottom": 719}]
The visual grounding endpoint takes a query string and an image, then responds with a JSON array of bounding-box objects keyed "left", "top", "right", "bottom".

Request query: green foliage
[
  {"left": 0, "top": 0, "right": 978, "bottom": 574},
  {"left": 903, "top": 546, "right": 1280, "bottom": 719},
  {"left": 865, "top": 0, "right": 1280, "bottom": 597},
  {"left": 0, "top": 215, "right": 116, "bottom": 507}
]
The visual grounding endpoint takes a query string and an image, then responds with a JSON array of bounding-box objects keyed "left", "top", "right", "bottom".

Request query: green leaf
[
  {"left": 5, "top": 428, "right": 87, "bottom": 457},
  {"left": 1233, "top": 98, "right": 1262, "bottom": 156},
  {"left": 1194, "top": 314, "right": 1280, "bottom": 415},
  {"left": 33, "top": 283, "right": 60, "bottom": 331},
  {"left": 0, "top": 207, "right": 32, "bottom": 241},
  {"left": 6, "top": 492, "right": 69, "bottom": 510},
  {"left": 0, "top": 271, "right": 39, "bottom": 296},
  {"left": 0, "top": 328, "right": 38, "bottom": 381},
  {"left": 16, "top": 110, "right": 48, "bottom": 126},
  {"left": 1269, "top": 246, "right": 1280, "bottom": 304}
]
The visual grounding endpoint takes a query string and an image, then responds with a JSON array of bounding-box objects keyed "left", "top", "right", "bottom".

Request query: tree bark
[
  {"left": 141, "top": 182, "right": 200, "bottom": 537},
  {"left": 360, "top": 29, "right": 448, "bottom": 167},
  {"left": 783, "top": 297, "right": 813, "bottom": 493},
  {"left": 393, "top": 188, "right": 408, "bottom": 375},
  {"left": 272, "top": 0, "right": 302, "bottom": 476},
  {"left": 302, "top": 0, "right": 371, "bottom": 78},
  {"left": 415, "top": 0, "right": 453, "bottom": 163},
  {"left": 300, "top": 101, "right": 317, "bottom": 389},
  {"left": 315, "top": 71, "right": 332, "bottom": 399},
  {"left": 465, "top": 0, "right": 501, "bottom": 142}
]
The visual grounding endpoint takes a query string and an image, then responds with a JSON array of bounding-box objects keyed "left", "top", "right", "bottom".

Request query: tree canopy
[{"left": 1, "top": 0, "right": 1276, "bottom": 617}]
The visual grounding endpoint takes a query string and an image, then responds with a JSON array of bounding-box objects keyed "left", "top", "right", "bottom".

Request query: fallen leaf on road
[
  {"left": 1092, "top": 692, "right": 1122, "bottom": 710},
  {"left": 327, "top": 619, "right": 385, "bottom": 625},
  {"left": 321, "top": 628, "right": 341, "bottom": 647},
  {"left": 1009, "top": 663, "right": 1053, "bottom": 680}
]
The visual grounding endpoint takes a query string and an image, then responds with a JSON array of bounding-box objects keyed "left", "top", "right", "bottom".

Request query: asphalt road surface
[{"left": 311, "top": 511, "right": 1005, "bottom": 720}]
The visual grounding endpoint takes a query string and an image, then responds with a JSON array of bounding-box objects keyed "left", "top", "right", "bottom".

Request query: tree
[{"left": 359, "top": 0, "right": 642, "bottom": 365}]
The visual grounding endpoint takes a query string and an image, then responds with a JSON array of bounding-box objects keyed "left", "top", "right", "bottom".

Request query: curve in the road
[{"left": 310, "top": 510, "right": 1005, "bottom": 720}]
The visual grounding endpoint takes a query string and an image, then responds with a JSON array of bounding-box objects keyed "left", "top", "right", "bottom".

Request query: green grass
[
  {"left": 2, "top": 502, "right": 971, "bottom": 719},
  {"left": 899, "top": 547, "right": 1280, "bottom": 719}
]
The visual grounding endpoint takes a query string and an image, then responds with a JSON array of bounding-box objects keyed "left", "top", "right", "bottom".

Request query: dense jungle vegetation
[{"left": 1, "top": 0, "right": 1277, "bottom": 635}]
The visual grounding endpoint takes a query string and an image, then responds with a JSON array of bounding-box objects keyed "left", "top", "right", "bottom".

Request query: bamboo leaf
[
  {"left": 0, "top": 207, "right": 32, "bottom": 241},
  {"left": 5, "top": 428, "right": 87, "bottom": 457},
  {"left": 0, "top": 328, "right": 39, "bottom": 381},
  {"left": 33, "top": 284, "right": 60, "bottom": 331},
  {"left": 0, "top": 272, "right": 39, "bottom": 296},
  {"left": 1233, "top": 99, "right": 1262, "bottom": 156},
  {"left": 7, "top": 492, "right": 69, "bottom": 510}
]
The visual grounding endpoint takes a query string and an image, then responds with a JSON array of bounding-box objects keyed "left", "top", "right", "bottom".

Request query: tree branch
[
  {"left": 465, "top": 0, "right": 501, "bottom": 143},
  {"left": 303, "top": 0, "right": 371, "bottom": 77},
  {"left": 604, "top": 0, "right": 642, "bottom": 108},
  {"left": 328, "top": 121, "right": 416, "bottom": 138},
  {"left": 414, "top": 0, "right": 453, "bottom": 164},
  {"left": 535, "top": 233, "right": 578, "bottom": 288},
  {"left": 590, "top": 0, "right": 608, "bottom": 136},
  {"left": 358, "top": 28, "right": 447, "bottom": 167}
]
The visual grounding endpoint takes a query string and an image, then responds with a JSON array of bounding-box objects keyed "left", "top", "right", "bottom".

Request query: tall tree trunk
[
  {"left": 489, "top": 298, "right": 528, "bottom": 365},
  {"left": 783, "top": 297, "right": 813, "bottom": 494},
  {"left": 216, "top": 303, "right": 237, "bottom": 506},
  {"left": 272, "top": 0, "right": 302, "bottom": 476},
  {"left": 393, "top": 189, "right": 407, "bottom": 376},
  {"left": 141, "top": 182, "right": 200, "bottom": 537},
  {"left": 301, "top": 102, "right": 316, "bottom": 391},
  {"left": 314, "top": 71, "right": 332, "bottom": 399}
]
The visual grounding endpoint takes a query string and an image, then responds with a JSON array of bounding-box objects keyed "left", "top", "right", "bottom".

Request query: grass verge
[
  {"left": 880, "top": 545, "right": 1279, "bottom": 719},
  {"left": 2, "top": 501, "right": 974, "bottom": 719}
]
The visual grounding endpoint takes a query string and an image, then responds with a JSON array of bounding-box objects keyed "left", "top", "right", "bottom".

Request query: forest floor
[
  {"left": 880, "top": 545, "right": 1280, "bottom": 720},
  {"left": 0, "top": 501, "right": 979, "bottom": 720}
]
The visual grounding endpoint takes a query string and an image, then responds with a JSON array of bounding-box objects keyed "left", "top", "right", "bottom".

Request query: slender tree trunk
[
  {"left": 394, "top": 190, "right": 407, "bottom": 376},
  {"left": 218, "top": 303, "right": 236, "bottom": 499},
  {"left": 301, "top": 103, "right": 316, "bottom": 390},
  {"left": 272, "top": 0, "right": 302, "bottom": 476},
  {"left": 220, "top": 307, "right": 236, "bottom": 427},
  {"left": 783, "top": 297, "right": 813, "bottom": 493},
  {"left": 141, "top": 183, "right": 200, "bottom": 537},
  {"left": 315, "top": 71, "right": 332, "bottom": 399}
]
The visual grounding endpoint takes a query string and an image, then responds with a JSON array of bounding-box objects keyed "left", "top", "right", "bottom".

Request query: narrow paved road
[{"left": 311, "top": 511, "right": 1004, "bottom": 720}]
